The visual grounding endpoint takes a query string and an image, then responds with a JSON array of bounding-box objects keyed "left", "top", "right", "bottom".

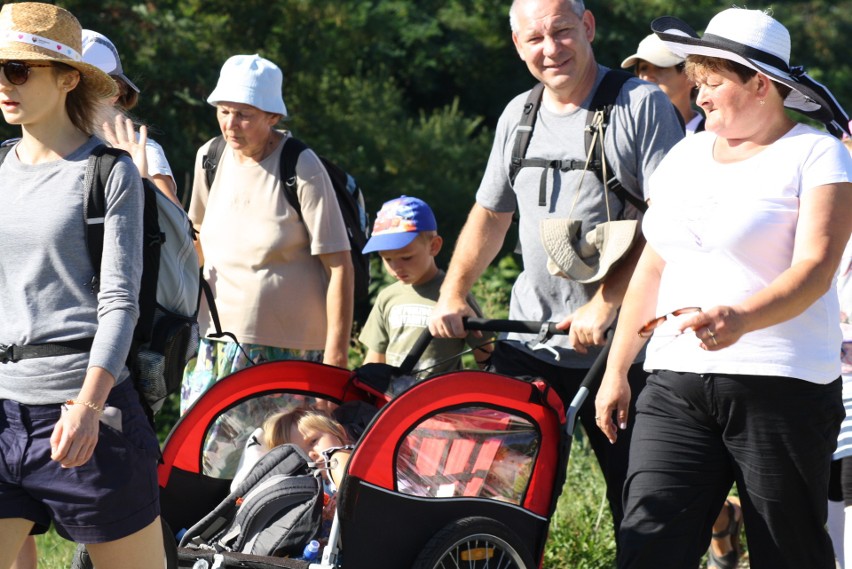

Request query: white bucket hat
[
  {"left": 540, "top": 219, "right": 639, "bottom": 284},
  {"left": 207, "top": 54, "right": 288, "bottom": 116},
  {"left": 651, "top": 8, "right": 851, "bottom": 139},
  {"left": 81, "top": 29, "right": 139, "bottom": 93},
  {"left": 621, "top": 34, "right": 684, "bottom": 69}
]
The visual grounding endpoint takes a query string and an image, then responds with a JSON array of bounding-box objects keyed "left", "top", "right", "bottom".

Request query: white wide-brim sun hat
[
  {"left": 651, "top": 8, "right": 850, "bottom": 138},
  {"left": 0, "top": 2, "right": 116, "bottom": 99},
  {"left": 207, "top": 54, "right": 288, "bottom": 116}
]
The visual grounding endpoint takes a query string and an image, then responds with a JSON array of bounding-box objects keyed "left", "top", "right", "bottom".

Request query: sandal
[{"left": 707, "top": 499, "right": 742, "bottom": 569}]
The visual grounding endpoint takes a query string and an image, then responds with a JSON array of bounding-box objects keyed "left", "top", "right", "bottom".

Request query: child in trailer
[{"left": 231, "top": 408, "right": 353, "bottom": 543}]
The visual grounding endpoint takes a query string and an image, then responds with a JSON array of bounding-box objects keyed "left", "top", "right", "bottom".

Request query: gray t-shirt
[
  {"left": 0, "top": 137, "right": 143, "bottom": 404},
  {"left": 477, "top": 65, "right": 683, "bottom": 368}
]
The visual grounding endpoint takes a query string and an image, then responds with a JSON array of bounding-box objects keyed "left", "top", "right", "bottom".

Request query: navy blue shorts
[{"left": 0, "top": 380, "right": 161, "bottom": 543}]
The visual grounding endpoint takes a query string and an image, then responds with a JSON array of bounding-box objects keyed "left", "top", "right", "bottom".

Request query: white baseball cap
[
  {"left": 621, "top": 33, "right": 684, "bottom": 69},
  {"left": 206, "top": 54, "right": 288, "bottom": 116},
  {"left": 81, "top": 29, "right": 139, "bottom": 93}
]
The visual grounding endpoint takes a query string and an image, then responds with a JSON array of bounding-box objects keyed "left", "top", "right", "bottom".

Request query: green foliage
[{"left": 473, "top": 254, "right": 522, "bottom": 319}]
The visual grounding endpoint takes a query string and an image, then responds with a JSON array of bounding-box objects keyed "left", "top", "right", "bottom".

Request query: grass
[
  {"left": 26, "top": 532, "right": 76, "bottom": 569},
  {"left": 543, "top": 432, "right": 618, "bottom": 568}
]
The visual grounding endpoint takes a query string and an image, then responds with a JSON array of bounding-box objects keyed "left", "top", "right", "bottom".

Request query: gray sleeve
[
  {"left": 607, "top": 79, "right": 685, "bottom": 208},
  {"left": 88, "top": 156, "right": 144, "bottom": 379},
  {"left": 476, "top": 94, "right": 529, "bottom": 213}
]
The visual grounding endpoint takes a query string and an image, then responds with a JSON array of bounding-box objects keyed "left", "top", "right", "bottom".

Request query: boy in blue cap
[{"left": 359, "top": 196, "right": 492, "bottom": 377}]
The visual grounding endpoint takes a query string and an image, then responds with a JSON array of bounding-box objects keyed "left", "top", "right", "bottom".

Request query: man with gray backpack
[{"left": 429, "top": 0, "right": 683, "bottom": 542}]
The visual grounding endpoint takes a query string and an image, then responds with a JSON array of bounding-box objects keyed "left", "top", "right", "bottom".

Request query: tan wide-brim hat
[
  {"left": 0, "top": 3, "right": 116, "bottom": 99},
  {"left": 541, "top": 219, "right": 639, "bottom": 284}
]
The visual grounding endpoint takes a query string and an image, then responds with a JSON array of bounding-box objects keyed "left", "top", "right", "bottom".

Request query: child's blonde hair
[
  {"left": 298, "top": 411, "right": 349, "bottom": 445},
  {"left": 262, "top": 407, "right": 310, "bottom": 449},
  {"left": 262, "top": 407, "right": 350, "bottom": 449}
]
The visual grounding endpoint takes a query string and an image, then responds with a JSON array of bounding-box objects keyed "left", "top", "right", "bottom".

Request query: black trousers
[
  {"left": 619, "top": 369, "right": 843, "bottom": 569},
  {"left": 490, "top": 340, "right": 648, "bottom": 539}
]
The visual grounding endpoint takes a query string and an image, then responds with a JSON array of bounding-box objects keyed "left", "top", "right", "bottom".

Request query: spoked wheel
[
  {"left": 70, "top": 517, "right": 178, "bottom": 569},
  {"left": 413, "top": 516, "right": 536, "bottom": 569}
]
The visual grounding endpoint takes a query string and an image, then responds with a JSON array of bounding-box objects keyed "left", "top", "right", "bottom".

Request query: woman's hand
[
  {"left": 50, "top": 403, "right": 100, "bottom": 468},
  {"left": 102, "top": 114, "right": 150, "bottom": 180},
  {"left": 595, "top": 369, "right": 631, "bottom": 444},
  {"left": 679, "top": 305, "right": 747, "bottom": 351}
]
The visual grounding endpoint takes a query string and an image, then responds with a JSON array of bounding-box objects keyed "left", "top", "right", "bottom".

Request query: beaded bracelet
[{"left": 65, "top": 399, "right": 104, "bottom": 415}]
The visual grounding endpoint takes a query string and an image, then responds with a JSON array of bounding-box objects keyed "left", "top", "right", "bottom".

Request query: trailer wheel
[
  {"left": 412, "top": 516, "right": 535, "bottom": 569},
  {"left": 70, "top": 517, "right": 178, "bottom": 569}
]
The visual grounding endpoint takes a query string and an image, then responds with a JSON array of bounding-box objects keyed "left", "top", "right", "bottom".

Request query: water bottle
[
  {"left": 191, "top": 559, "right": 210, "bottom": 569},
  {"left": 300, "top": 539, "right": 321, "bottom": 561}
]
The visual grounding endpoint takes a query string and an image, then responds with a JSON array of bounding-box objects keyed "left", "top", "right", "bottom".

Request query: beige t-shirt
[{"left": 189, "top": 132, "right": 350, "bottom": 349}]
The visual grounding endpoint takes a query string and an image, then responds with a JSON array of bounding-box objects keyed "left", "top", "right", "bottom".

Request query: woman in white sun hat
[
  {"left": 594, "top": 7, "right": 852, "bottom": 568},
  {"left": 180, "top": 54, "right": 354, "bottom": 414},
  {"left": 0, "top": 3, "right": 164, "bottom": 569}
]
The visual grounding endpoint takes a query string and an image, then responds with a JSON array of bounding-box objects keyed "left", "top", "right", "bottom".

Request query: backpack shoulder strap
[
  {"left": 0, "top": 144, "right": 13, "bottom": 166},
  {"left": 202, "top": 135, "right": 227, "bottom": 190},
  {"left": 509, "top": 82, "right": 545, "bottom": 184},
  {"left": 585, "top": 69, "right": 632, "bottom": 163},
  {"left": 85, "top": 145, "right": 126, "bottom": 283},
  {"left": 586, "top": 70, "right": 648, "bottom": 214},
  {"left": 278, "top": 135, "right": 309, "bottom": 221}
]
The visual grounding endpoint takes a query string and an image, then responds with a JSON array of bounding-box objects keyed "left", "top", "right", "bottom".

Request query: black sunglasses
[{"left": 1, "top": 61, "right": 53, "bottom": 86}]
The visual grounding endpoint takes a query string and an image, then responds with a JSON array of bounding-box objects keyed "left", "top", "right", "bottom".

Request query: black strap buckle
[{"left": 0, "top": 344, "right": 15, "bottom": 363}]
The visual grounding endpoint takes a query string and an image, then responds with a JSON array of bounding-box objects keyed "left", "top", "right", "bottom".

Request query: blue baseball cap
[{"left": 362, "top": 196, "right": 437, "bottom": 254}]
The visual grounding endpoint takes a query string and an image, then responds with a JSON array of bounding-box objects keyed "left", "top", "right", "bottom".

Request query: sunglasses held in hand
[{"left": 638, "top": 307, "right": 702, "bottom": 338}]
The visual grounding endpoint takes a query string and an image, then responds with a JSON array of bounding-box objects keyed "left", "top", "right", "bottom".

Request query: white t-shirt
[
  {"left": 643, "top": 124, "right": 852, "bottom": 384},
  {"left": 145, "top": 137, "right": 174, "bottom": 180}
]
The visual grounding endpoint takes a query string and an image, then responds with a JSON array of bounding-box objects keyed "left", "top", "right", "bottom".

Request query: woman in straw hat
[
  {"left": 0, "top": 3, "right": 165, "bottom": 568},
  {"left": 593, "top": 7, "right": 852, "bottom": 568}
]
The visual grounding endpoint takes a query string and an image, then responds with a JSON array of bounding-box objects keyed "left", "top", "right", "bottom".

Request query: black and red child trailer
[{"left": 156, "top": 319, "right": 604, "bottom": 569}]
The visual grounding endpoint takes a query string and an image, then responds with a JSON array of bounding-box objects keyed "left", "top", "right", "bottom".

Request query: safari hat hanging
[
  {"left": 540, "top": 218, "right": 639, "bottom": 284},
  {"left": 0, "top": 2, "right": 117, "bottom": 99}
]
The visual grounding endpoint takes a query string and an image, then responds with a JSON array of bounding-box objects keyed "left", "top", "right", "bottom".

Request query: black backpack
[
  {"left": 202, "top": 135, "right": 372, "bottom": 301},
  {"left": 0, "top": 143, "right": 205, "bottom": 415},
  {"left": 179, "top": 444, "right": 322, "bottom": 557},
  {"left": 509, "top": 69, "right": 648, "bottom": 214}
]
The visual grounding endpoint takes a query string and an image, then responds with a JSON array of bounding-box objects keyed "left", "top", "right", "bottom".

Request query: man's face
[{"left": 511, "top": 0, "right": 595, "bottom": 94}]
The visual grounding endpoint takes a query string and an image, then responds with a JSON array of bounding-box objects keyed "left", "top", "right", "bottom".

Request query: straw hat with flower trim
[
  {"left": 0, "top": 2, "right": 116, "bottom": 99},
  {"left": 651, "top": 8, "right": 850, "bottom": 139}
]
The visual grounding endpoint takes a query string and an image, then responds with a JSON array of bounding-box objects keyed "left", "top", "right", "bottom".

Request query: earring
[{"left": 759, "top": 99, "right": 765, "bottom": 106}]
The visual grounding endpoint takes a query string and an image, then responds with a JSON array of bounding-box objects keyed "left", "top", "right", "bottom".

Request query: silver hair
[{"left": 509, "top": 0, "right": 586, "bottom": 32}]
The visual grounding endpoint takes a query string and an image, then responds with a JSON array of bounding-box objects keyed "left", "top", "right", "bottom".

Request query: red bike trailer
[{"left": 155, "top": 319, "right": 606, "bottom": 569}]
